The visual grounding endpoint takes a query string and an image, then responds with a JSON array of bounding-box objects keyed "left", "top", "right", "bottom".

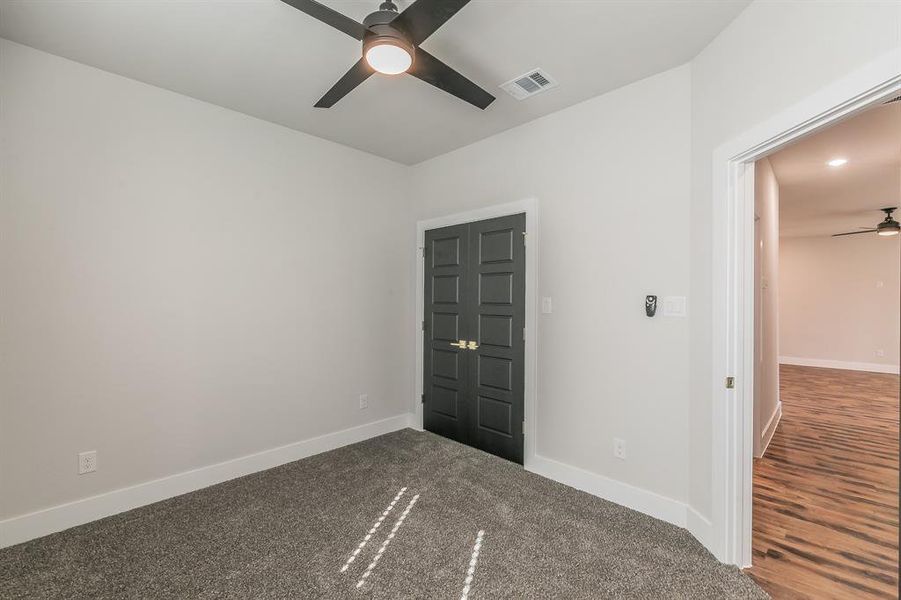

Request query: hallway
[{"left": 747, "top": 365, "right": 899, "bottom": 598}]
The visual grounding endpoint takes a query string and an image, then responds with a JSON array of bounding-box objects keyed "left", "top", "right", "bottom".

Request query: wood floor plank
[{"left": 745, "top": 365, "right": 899, "bottom": 599}]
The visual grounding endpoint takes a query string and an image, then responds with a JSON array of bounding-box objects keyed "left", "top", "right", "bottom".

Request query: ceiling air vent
[{"left": 500, "top": 69, "right": 558, "bottom": 100}]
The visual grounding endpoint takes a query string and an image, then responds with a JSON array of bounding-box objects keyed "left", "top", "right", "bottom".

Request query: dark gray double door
[{"left": 423, "top": 213, "right": 525, "bottom": 464}]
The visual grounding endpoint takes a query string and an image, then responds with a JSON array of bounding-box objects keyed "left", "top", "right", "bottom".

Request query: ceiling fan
[
  {"left": 280, "top": 0, "right": 495, "bottom": 109},
  {"left": 832, "top": 207, "right": 900, "bottom": 237}
]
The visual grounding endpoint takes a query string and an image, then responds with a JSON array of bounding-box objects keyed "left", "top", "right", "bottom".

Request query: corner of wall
[{"left": 687, "top": 505, "right": 722, "bottom": 561}]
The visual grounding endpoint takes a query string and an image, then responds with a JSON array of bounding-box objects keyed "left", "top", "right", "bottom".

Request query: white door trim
[
  {"left": 413, "top": 198, "right": 539, "bottom": 469},
  {"left": 710, "top": 49, "right": 901, "bottom": 567}
]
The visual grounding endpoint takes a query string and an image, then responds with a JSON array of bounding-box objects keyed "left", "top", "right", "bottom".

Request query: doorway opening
[
  {"left": 746, "top": 100, "right": 900, "bottom": 597},
  {"left": 709, "top": 54, "right": 900, "bottom": 570}
]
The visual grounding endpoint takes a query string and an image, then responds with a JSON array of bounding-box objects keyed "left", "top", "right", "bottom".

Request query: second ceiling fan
[
  {"left": 281, "top": 0, "right": 495, "bottom": 109},
  {"left": 832, "top": 207, "right": 900, "bottom": 237}
]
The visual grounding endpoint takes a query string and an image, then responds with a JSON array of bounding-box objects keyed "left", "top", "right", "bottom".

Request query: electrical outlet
[
  {"left": 613, "top": 438, "right": 626, "bottom": 460},
  {"left": 78, "top": 450, "right": 97, "bottom": 475},
  {"left": 358, "top": 394, "right": 369, "bottom": 410},
  {"left": 876, "top": 349, "right": 885, "bottom": 357}
]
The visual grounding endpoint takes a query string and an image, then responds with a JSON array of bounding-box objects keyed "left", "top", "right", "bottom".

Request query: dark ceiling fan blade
[
  {"left": 408, "top": 48, "right": 494, "bottom": 109},
  {"left": 392, "top": 0, "right": 471, "bottom": 45},
  {"left": 279, "top": 0, "right": 367, "bottom": 40},
  {"left": 315, "top": 59, "right": 374, "bottom": 108},
  {"left": 832, "top": 229, "right": 877, "bottom": 237}
]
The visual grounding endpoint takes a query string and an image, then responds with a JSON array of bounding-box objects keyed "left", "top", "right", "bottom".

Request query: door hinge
[
  {"left": 420, "top": 246, "right": 426, "bottom": 258},
  {"left": 725, "top": 376, "right": 735, "bottom": 389},
  {"left": 522, "top": 421, "right": 526, "bottom": 437},
  {"left": 422, "top": 320, "right": 426, "bottom": 332},
  {"left": 522, "top": 232, "right": 527, "bottom": 246},
  {"left": 522, "top": 327, "right": 526, "bottom": 341},
  {"left": 421, "top": 393, "right": 426, "bottom": 403}
]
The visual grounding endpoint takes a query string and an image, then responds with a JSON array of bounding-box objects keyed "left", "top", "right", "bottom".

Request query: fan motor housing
[
  {"left": 877, "top": 219, "right": 900, "bottom": 233},
  {"left": 362, "top": 14, "right": 415, "bottom": 67}
]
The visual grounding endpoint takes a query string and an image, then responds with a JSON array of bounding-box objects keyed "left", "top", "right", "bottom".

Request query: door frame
[
  {"left": 710, "top": 51, "right": 900, "bottom": 567},
  {"left": 413, "top": 198, "right": 539, "bottom": 469}
]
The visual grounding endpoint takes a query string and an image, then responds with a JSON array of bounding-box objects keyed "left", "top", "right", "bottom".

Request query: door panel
[
  {"left": 479, "top": 272, "right": 514, "bottom": 305},
  {"left": 477, "top": 395, "right": 513, "bottom": 436},
  {"left": 423, "top": 213, "right": 525, "bottom": 464},
  {"left": 431, "top": 312, "right": 460, "bottom": 341},
  {"left": 432, "top": 275, "right": 460, "bottom": 304},
  {"left": 431, "top": 348, "right": 459, "bottom": 380},
  {"left": 478, "top": 228, "right": 514, "bottom": 263},
  {"left": 423, "top": 224, "right": 470, "bottom": 445},
  {"left": 468, "top": 214, "right": 525, "bottom": 464},
  {"left": 477, "top": 355, "right": 513, "bottom": 390},
  {"left": 431, "top": 384, "right": 460, "bottom": 418},
  {"left": 478, "top": 314, "right": 513, "bottom": 348}
]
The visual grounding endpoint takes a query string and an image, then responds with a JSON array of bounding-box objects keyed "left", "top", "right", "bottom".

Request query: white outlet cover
[
  {"left": 78, "top": 450, "right": 97, "bottom": 475},
  {"left": 613, "top": 438, "right": 626, "bottom": 460},
  {"left": 359, "top": 394, "right": 369, "bottom": 409}
]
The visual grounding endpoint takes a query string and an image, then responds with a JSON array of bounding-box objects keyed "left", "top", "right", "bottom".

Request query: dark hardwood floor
[{"left": 746, "top": 364, "right": 899, "bottom": 599}]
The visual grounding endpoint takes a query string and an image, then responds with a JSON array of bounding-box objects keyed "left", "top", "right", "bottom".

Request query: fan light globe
[
  {"left": 365, "top": 42, "right": 412, "bottom": 75},
  {"left": 877, "top": 226, "right": 899, "bottom": 236}
]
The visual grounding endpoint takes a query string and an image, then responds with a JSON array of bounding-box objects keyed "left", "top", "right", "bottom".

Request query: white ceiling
[
  {"left": 769, "top": 101, "right": 901, "bottom": 238},
  {"left": 0, "top": 0, "right": 750, "bottom": 164}
]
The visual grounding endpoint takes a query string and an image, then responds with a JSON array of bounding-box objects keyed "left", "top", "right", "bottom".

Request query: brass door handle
[{"left": 449, "top": 340, "right": 479, "bottom": 350}]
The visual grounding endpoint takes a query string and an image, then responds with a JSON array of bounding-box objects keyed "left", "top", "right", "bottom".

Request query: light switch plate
[
  {"left": 662, "top": 296, "right": 687, "bottom": 317},
  {"left": 541, "top": 297, "right": 552, "bottom": 314}
]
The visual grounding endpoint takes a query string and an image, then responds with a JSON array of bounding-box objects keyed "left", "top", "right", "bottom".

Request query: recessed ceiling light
[{"left": 827, "top": 158, "right": 848, "bottom": 167}]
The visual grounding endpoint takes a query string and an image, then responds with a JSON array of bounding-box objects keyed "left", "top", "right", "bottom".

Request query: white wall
[
  {"left": 779, "top": 234, "right": 900, "bottom": 372},
  {"left": 753, "top": 158, "right": 780, "bottom": 457},
  {"left": 409, "top": 66, "right": 692, "bottom": 506},
  {"left": 0, "top": 40, "right": 413, "bottom": 522},
  {"left": 689, "top": 0, "right": 901, "bottom": 520}
]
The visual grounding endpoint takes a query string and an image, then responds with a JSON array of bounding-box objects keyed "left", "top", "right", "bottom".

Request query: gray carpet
[{"left": 0, "top": 429, "right": 767, "bottom": 599}]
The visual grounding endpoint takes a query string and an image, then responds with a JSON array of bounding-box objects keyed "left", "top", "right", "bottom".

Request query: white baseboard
[
  {"left": 779, "top": 356, "right": 900, "bottom": 375},
  {"left": 526, "top": 454, "right": 688, "bottom": 528},
  {"left": 757, "top": 401, "right": 782, "bottom": 458},
  {"left": 0, "top": 413, "right": 414, "bottom": 549},
  {"left": 3, "top": 416, "right": 722, "bottom": 563}
]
